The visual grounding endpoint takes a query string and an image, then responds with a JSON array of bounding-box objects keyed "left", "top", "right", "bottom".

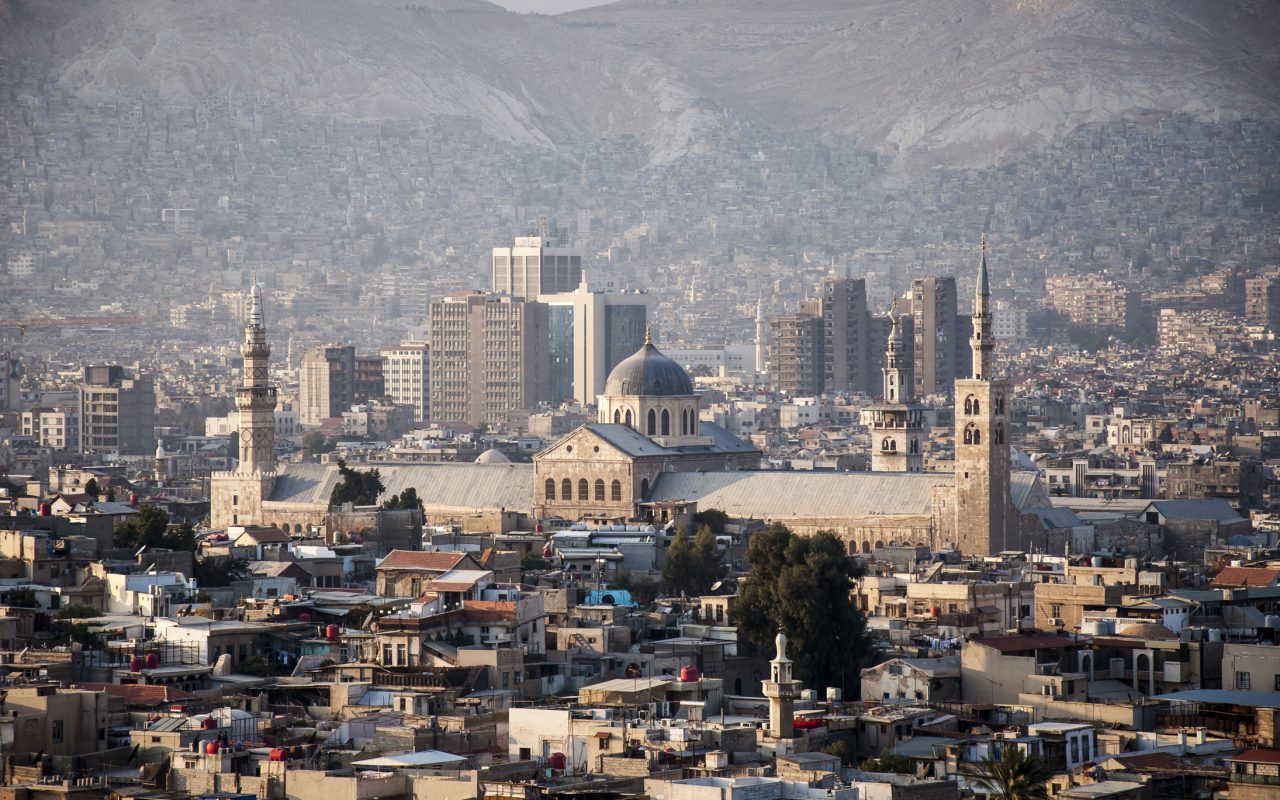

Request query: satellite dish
[{"left": 710, "top": 581, "right": 723, "bottom": 592}]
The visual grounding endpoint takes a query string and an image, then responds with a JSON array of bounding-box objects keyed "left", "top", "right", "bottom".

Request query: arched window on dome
[
  {"left": 611, "top": 480, "right": 622, "bottom": 501},
  {"left": 545, "top": 479, "right": 556, "bottom": 500},
  {"left": 613, "top": 409, "right": 621, "bottom": 424},
  {"left": 578, "top": 479, "right": 589, "bottom": 501},
  {"left": 624, "top": 409, "right": 633, "bottom": 428},
  {"left": 647, "top": 409, "right": 657, "bottom": 435},
  {"left": 594, "top": 479, "right": 605, "bottom": 501},
  {"left": 661, "top": 409, "right": 670, "bottom": 435},
  {"left": 689, "top": 407, "right": 697, "bottom": 434},
  {"left": 561, "top": 478, "right": 572, "bottom": 500},
  {"left": 680, "top": 409, "right": 688, "bottom": 435}
]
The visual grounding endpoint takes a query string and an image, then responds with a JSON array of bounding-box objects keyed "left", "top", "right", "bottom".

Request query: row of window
[
  {"left": 610, "top": 407, "right": 697, "bottom": 436},
  {"left": 546, "top": 478, "right": 623, "bottom": 502}
]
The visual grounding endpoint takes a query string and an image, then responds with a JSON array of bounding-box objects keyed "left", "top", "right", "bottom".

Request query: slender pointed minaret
[
  {"left": 210, "top": 280, "right": 279, "bottom": 530},
  {"left": 871, "top": 297, "right": 926, "bottom": 472},
  {"left": 761, "top": 630, "right": 801, "bottom": 739},
  {"left": 953, "top": 235, "right": 1013, "bottom": 554},
  {"left": 754, "top": 296, "right": 767, "bottom": 374}
]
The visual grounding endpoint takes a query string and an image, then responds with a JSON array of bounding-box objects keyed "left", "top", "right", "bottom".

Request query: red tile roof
[
  {"left": 1105, "top": 751, "right": 1183, "bottom": 772},
  {"left": 1210, "top": 567, "right": 1280, "bottom": 588},
  {"left": 969, "top": 632, "right": 1077, "bottom": 653},
  {"left": 1231, "top": 749, "right": 1280, "bottom": 764},
  {"left": 74, "top": 683, "right": 198, "bottom": 707},
  {"left": 377, "top": 550, "right": 470, "bottom": 572}
]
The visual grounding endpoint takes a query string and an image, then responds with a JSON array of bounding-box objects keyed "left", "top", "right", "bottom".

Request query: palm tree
[{"left": 971, "top": 745, "right": 1051, "bottom": 800}]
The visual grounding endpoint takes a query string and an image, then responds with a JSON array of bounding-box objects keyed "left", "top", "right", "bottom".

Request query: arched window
[
  {"left": 688, "top": 407, "right": 697, "bottom": 434},
  {"left": 611, "top": 480, "right": 622, "bottom": 501},
  {"left": 578, "top": 479, "right": 589, "bottom": 500},
  {"left": 613, "top": 409, "right": 621, "bottom": 424},
  {"left": 890, "top": 439, "right": 897, "bottom": 452},
  {"left": 882, "top": 437, "right": 892, "bottom": 451},
  {"left": 561, "top": 478, "right": 572, "bottom": 500},
  {"left": 647, "top": 409, "right": 657, "bottom": 435},
  {"left": 594, "top": 479, "right": 605, "bottom": 501},
  {"left": 973, "top": 428, "right": 982, "bottom": 445},
  {"left": 996, "top": 425, "right": 1004, "bottom": 445},
  {"left": 964, "top": 397, "right": 973, "bottom": 415},
  {"left": 910, "top": 438, "right": 919, "bottom": 454},
  {"left": 681, "top": 409, "right": 688, "bottom": 435},
  {"left": 545, "top": 478, "right": 556, "bottom": 500},
  {"left": 661, "top": 409, "right": 670, "bottom": 435},
  {"left": 624, "top": 409, "right": 633, "bottom": 428},
  {"left": 963, "top": 426, "right": 974, "bottom": 445},
  {"left": 640, "top": 477, "right": 650, "bottom": 498},
  {"left": 889, "top": 388, "right": 895, "bottom": 401},
  {"left": 973, "top": 398, "right": 981, "bottom": 415}
]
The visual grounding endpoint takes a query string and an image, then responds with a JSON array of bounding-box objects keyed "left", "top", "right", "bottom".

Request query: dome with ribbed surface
[{"left": 605, "top": 341, "right": 694, "bottom": 397}]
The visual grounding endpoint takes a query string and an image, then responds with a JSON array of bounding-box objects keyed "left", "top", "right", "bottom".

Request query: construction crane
[{"left": 0, "top": 313, "right": 143, "bottom": 337}]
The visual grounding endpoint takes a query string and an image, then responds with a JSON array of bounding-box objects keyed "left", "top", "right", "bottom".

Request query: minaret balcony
[{"left": 237, "top": 386, "right": 277, "bottom": 407}]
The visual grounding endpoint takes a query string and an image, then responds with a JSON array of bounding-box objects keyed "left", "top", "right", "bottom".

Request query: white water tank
[{"left": 1207, "top": 628, "right": 1222, "bottom": 642}]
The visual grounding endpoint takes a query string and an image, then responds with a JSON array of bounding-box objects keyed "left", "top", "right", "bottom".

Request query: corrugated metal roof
[
  {"left": 1145, "top": 498, "right": 1243, "bottom": 523},
  {"left": 268, "top": 462, "right": 534, "bottom": 512},
  {"left": 647, "top": 470, "right": 951, "bottom": 517},
  {"left": 590, "top": 421, "right": 759, "bottom": 457}
]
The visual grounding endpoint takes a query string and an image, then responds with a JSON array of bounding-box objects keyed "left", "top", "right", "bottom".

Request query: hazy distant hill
[{"left": 3, "top": 0, "right": 1278, "bottom": 166}]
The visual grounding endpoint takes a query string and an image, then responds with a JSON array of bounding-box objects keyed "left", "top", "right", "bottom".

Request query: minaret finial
[
  {"left": 980, "top": 232, "right": 986, "bottom": 254},
  {"left": 645, "top": 322, "right": 652, "bottom": 345}
]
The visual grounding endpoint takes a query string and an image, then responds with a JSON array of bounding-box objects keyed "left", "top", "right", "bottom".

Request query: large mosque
[{"left": 210, "top": 245, "right": 1046, "bottom": 556}]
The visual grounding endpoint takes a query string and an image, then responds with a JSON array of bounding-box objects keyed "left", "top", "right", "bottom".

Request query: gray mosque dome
[{"left": 604, "top": 327, "right": 694, "bottom": 398}]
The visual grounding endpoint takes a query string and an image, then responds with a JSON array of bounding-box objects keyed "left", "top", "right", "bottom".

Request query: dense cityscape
[{"left": 2, "top": 4, "right": 1280, "bottom": 800}]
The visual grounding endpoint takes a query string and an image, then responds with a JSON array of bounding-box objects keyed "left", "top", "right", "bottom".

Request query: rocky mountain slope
[{"left": 3, "top": 0, "right": 1278, "bottom": 166}]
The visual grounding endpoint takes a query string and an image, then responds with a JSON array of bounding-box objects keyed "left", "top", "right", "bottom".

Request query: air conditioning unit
[{"left": 1049, "top": 618, "right": 1065, "bottom": 628}]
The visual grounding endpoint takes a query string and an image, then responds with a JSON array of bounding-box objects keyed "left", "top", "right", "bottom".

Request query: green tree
[
  {"left": 57, "top": 604, "right": 102, "bottom": 620},
  {"left": 3, "top": 587, "right": 39, "bottom": 608},
  {"left": 192, "top": 557, "right": 250, "bottom": 588},
  {"left": 301, "top": 430, "right": 334, "bottom": 458},
  {"left": 329, "top": 459, "right": 384, "bottom": 508},
  {"left": 663, "top": 525, "right": 727, "bottom": 596},
  {"left": 114, "top": 506, "right": 196, "bottom": 551},
  {"left": 521, "top": 551, "right": 551, "bottom": 572},
  {"left": 84, "top": 478, "right": 100, "bottom": 498},
  {"left": 732, "top": 524, "right": 873, "bottom": 696},
  {"left": 692, "top": 508, "right": 730, "bottom": 534},
  {"left": 970, "top": 747, "right": 1051, "bottom": 800},
  {"left": 383, "top": 486, "right": 424, "bottom": 511},
  {"left": 862, "top": 749, "right": 915, "bottom": 774}
]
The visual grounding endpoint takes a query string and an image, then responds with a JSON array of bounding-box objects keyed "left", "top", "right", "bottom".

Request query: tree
[
  {"left": 383, "top": 486, "right": 424, "bottom": 511},
  {"left": 732, "top": 523, "right": 873, "bottom": 696},
  {"left": 862, "top": 749, "right": 915, "bottom": 774},
  {"left": 57, "top": 604, "right": 102, "bottom": 620},
  {"left": 84, "top": 478, "right": 100, "bottom": 498},
  {"left": 329, "top": 459, "right": 384, "bottom": 508},
  {"left": 114, "top": 506, "right": 196, "bottom": 551},
  {"left": 971, "top": 746, "right": 1051, "bottom": 800},
  {"left": 662, "top": 525, "right": 727, "bottom": 596},
  {"left": 3, "top": 587, "right": 38, "bottom": 608},
  {"left": 192, "top": 557, "right": 250, "bottom": 588},
  {"left": 692, "top": 508, "right": 730, "bottom": 534},
  {"left": 302, "top": 430, "right": 334, "bottom": 458}
]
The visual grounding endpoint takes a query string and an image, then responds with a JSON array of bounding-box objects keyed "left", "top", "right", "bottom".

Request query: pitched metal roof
[
  {"left": 1142, "top": 498, "right": 1244, "bottom": 523},
  {"left": 648, "top": 470, "right": 951, "bottom": 517},
  {"left": 267, "top": 462, "right": 534, "bottom": 512},
  {"left": 588, "top": 421, "right": 759, "bottom": 458}
]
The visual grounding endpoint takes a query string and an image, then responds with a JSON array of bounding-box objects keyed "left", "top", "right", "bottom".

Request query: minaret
[
  {"left": 871, "top": 297, "right": 926, "bottom": 472},
  {"left": 754, "top": 296, "right": 767, "bottom": 374},
  {"left": 236, "top": 281, "right": 277, "bottom": 474},
  {"left": 952, "top": 235, "right": 1013, "bottom": 555},
  {"left": 761, "top": 630, "right": 801, "bottom": 739}
]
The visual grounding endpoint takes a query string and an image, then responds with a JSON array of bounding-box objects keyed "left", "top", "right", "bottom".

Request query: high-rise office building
[
  {"left": 0, "top": 353, "right": 19, "bottom": 411},
  {"left": 1245, "top": 273, "right": 1280, "bottom": 331},
  {"left": 354, "top": 354, "right": 385, "bottom": 402},
  {"left": 911, "top": 277, "right": 969, "bottom": 397},
  {"left": 380, "top": 342, "right": 430, "bottom": 422},
  {"left": 821, "top": 276, "right": 872, "bottom": 394},
  {"left": 78, "top": 365, "right": 155, "bottom": 455},
  {"left": 299, "top": 345, "right": 356, "bottom": 426},
  {"left": 538, "top": 280, "right": 649, "bottom": 405},
  {"left": 428, "top": 292, "right": 549, "bottom": 427},
  {"left": 492, "top": 236, "right": 583, "bottom": 299},
  {"left": 770, "top": 311, "right": 825, "bottom": 397}
]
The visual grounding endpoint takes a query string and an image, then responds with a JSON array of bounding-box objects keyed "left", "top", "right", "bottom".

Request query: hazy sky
[{"left": 491, "top": 0, "right": 615, "bottom": 12}]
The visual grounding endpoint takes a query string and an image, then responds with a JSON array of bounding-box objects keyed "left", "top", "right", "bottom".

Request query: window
[
  {"left": 611, "top": 480, "right": 622, "bottom": 501},
  {"left": 52, "top": 720, "right": 63, "bottom": 743},
  {"left": 661, "top": 409, "right": 670, "bottom": 435},
  {"left": 545, "top": 479, "right": 555, "bottom": 500},
  {"left": 647, "top": 409, "right": 657, "bottom": 435},
  {"left": 1236, "top": 671, "right": 1251, "bottom": 690},
  {"left": 561, "top": 479, "right": 572, "bottom": 500},
  {"left": 594, "top": 479, "right": 605, "bottom": 501},
  {"left": 578, "top": 479, "right": 589, "bottom": 500},
  {"left": 1275, "top": 674, "right": 1280, "bottom": 691}
]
